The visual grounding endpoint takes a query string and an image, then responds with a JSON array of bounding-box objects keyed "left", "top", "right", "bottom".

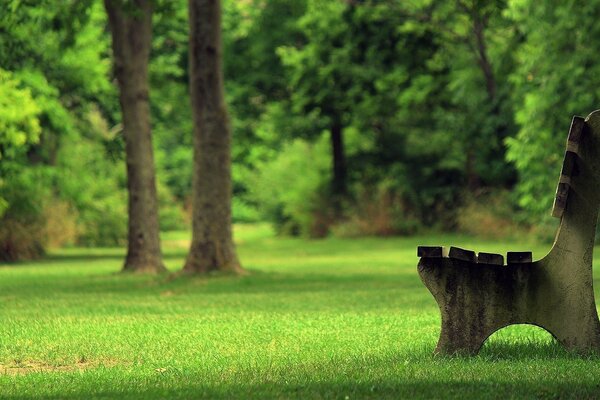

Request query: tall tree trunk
[
  {"left": 184, "top": 0, "right": 242, "bottom": 274},
  {"left": 105, "top": 0, "right": 165, "bottom": 273},
  {"left": 330, "top": 118, "right": 347, "bottom": 211}
]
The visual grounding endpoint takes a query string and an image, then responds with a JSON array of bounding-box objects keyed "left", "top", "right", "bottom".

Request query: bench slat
[
  {"left": 417, "top": 246, "right": 448, "bottom": 258},
  {"left": 507, "top": 251, "right": 532, "bottom": 264},
  {"left": 477, "top": 252, "right": 504, "bottom": 265},
  {"left": 449, "top": 246, "right": 477, "bottom": 263}
]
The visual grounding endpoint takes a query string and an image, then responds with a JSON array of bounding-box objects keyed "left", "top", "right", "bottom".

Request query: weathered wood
[
  {"left": 417, "top": 246, "right": 448, "bottom": 258},
  {"left": 551, "top": 182, "right": 570, "bottom": 218},
  {"left": 417, "top": 110, "right": 600, "bottom": 355},
  {"left": 477, "top": 252, "right": 504, "bottom": 265},
  {"left": 448, "top": 246, "right": 477, "bottom": 263},
  {"left": 567, "top": 116, "right": 585, "bottom": 153},
  {"left": 560, "top": 151, "right": 577, "bottom": 179},
  {"left": 550, "top": 117, "right": 585, "bottom": 218}
]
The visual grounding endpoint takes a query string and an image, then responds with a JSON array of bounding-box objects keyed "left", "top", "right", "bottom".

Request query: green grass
[{"left": 1, "top": 224, "right": 600, "bottom": 399}]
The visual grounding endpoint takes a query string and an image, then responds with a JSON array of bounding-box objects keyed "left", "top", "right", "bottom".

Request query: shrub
[
  {"left": 456, "top": 190, "right": 526, "bottom": 239},
  {"left": 0, "top": 167, "right": 49, "bottom": 261},
  {"left": 248, "top": 135, "right": 331, "bottom": 237},
  {"left": 54, "top": 137, "right": 128, "bottom": 246},
  {"left": 43, "top": 199, "right": 79, "bottom": 248},
  {"left": 332, "top": 181, "right": 421, "bottom": 237},
  {"left": 232, "top": 197, "right": 261, "bottom": 223},
  {"left": 75, "top": 193, "right": 127, "bottom": 247},
  {"left": 157, "top": 180, "right": 187, "bottom": 231},
  {"left": 0, "top": 218, "right": 46, "bottom": 262}
]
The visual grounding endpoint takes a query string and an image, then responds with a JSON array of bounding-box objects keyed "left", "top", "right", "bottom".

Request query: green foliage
[
  {"left": 505, "top": 0, "right": 600, "bottom": 223},
  {"left": 4, "top": 0, "right": 600, "bottom": 252},
  {"left": 231, "top": 197, "right": 260, "bottom": 223},
  {"left": 0, "top": 69, "right": 41, "bottom": 160},
  {"left": 266, "top": 0, "right": 479, "bottom": 232},
  {"left": 0, "top": 0, "right": 134, "bottom": 255},
  {"left": 55, "top": 135, "right": 128, "bottom": 246},
  {"left": 0, "top": 167, "right": 50, "bottom": 261},
  {"left": 249, "top": 135, "right": 331, "bottom": 237},
  {"left": 150, "top": 0, "right": 193, "bottom": 203},
  {"left": 157, "top": 180, "right": 187, "bottom": 231},
  {"left": 0, "top": 69, "right": 42, "bottom": 218}
]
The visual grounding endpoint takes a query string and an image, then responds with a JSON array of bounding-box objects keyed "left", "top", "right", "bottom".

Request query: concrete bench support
[{"left": 417, "top": 112, "right": 600, "bottom": 355}]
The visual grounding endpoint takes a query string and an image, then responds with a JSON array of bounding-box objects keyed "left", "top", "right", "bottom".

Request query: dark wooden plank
[
  {"left": 477, "top": 252, "right": 504, "bottom": 265},
  {"left": 560, "top": 151, "right": 578, "bottom": 179},
  {"left": 551, "top": 182, "right": 570, "bottom": 218},
  {"left": 449, "top": 246, "right": 476, "bottom": 263},
  {"left": 507, "top": 251, "right": 532, "bottom": 264},
  {"left": 417, "top": 246, "right": 448, "bottom": 258},
  {"left": 567, "top": 116, "right": 585, "bottom": 144}
]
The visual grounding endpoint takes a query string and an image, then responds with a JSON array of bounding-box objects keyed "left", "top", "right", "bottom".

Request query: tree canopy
[{"left": 1, "top": 0, "right": 597, "bottom": 260}]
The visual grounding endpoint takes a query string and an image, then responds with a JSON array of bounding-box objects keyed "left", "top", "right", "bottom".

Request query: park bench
[{"left": 417, "top": 110, "right": 600, "bottom": 355}]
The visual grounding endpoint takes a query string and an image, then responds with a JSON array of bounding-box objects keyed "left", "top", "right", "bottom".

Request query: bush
[
  {"left": 54, "top": 137, "right": 128, "bottom": 246},
  {"left": 232, "top": 197, "right": 261, "bottom": 223},
  {"left": 456, "top": 190, "right": 526, "bottom": 239},
  {"left": 332, "top": 181, "right": 421, "bottom": 237},
  {"left": 0, "top": 168, "right": 49, "bottom": 261},
  {"left": 75, "top": 193, "right": 127, "bottom": 247},
  {"left": 0, "top": 218, "right": 46, "bottom": 262},
  {"left": 157, "top": 180, "right": 187, "bottom": 231},
  {"left": 249, "top": 135, "right": 331, "bottom": 237},
  {"left": 43, "top": 199, "right": 79, "bottom": 248}
]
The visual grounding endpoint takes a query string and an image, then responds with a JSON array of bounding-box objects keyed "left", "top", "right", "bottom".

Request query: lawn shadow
[
  {"left": 44, "top": 251, "right": 187, "bottom": 264},
  {"left": 477, "top": 340, "right": 577, "bottom": 360},
  {"left": 0, "top": 252, "right": 187, "bottom": 270},
  {"left": 155, "top": 268, "right": 420, "bottom": 297},
  {"left": 474, "top": 323, "right": 600, "bottom": 361},
  {"left": 5, "top": 381, "right": 594, "bottom": 400}
]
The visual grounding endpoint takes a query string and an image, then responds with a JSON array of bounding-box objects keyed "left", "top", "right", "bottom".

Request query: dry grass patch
[{"left": 1, "top": 359, "right": 119, "bottom": 376}]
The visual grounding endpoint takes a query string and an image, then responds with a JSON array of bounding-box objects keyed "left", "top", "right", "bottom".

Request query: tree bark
[
  {"left": 184, "top": 0, "right": 242, "bottom": 274},
  {"left": 466, "top": 7, "right": 497, "bottom": 191},
  {"left": 104, "top": 0, "right": 165, "bottom": 273},
  {"left": 472, "top": 15, "right": 496, "bottom": 102},
  {"left": 330, "top": 118, "right": 347, "bottom": 210}
]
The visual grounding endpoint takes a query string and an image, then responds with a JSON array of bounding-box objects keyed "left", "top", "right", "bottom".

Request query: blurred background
[{"left": 1, "top": 0, "right": 597, "bottom": 261}]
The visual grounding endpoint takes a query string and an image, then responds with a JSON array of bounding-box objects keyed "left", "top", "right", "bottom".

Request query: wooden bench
[{"left": 417, "top": 111, "right": 600, "bottom": 355}]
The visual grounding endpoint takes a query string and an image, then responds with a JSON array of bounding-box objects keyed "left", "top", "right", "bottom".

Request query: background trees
[
  {"left": 505, "top": 0, "right": 600, "bottom": 230},
  {"left": 1, "top": 0, "right": 599, "bottom": 261},
  {"left": 0, "top": 0, "right": 127, "bottom": 260}
]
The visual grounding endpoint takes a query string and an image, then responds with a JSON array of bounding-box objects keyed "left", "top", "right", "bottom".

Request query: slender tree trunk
[
  {"left": 184, "top": 0, "right": 242, "bottom": 274},
  {"left": 330, "top": 118, "right": 347, "bottom": 211},
  {"left": 105, "top": 0, "right": 165, "bottom": 273},
  {"left": 467, "top": 11, "right": 496, "bottom": 191},
  {"left": 465, "top": 147, "right": 480, "bottom": 191},
  {"left": 472, "top": 16, "right": 496, "bottom": 102},
  {"left": 470, "top": 11, "right": 510, "bottom": 190}
]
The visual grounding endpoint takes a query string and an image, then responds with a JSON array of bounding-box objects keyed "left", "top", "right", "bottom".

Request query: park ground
[{"left": 1, "top": 224, "right": 600, "bottom": 399}]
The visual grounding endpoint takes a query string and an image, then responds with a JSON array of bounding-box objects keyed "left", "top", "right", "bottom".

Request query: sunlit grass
[{"left": 1, "top": 224, "right": 599, "bottom": 399}]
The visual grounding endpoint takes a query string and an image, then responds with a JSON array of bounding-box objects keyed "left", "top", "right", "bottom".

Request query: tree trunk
[
  {"left": 465, "top": 147, "right": 480, "bottom": 191},
  {"left": 104, "top": 0, "right": 165, "bottom": 273},
  {"left": 330, "top": 118, "right": 347, "bottom": 211},
  {"left": 472, "top": 16, "right": 496, "bottom": 102},
  {"left": 184, "top": 0, "right": 242, "bottom": 274}
]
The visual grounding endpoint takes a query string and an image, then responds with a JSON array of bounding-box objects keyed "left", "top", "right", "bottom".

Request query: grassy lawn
[{"left": 1, "top": 224, "right": 600, "bottom": 399}]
